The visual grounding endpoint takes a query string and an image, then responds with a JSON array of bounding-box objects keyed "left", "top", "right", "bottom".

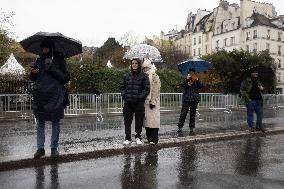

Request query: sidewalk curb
[{"left": 1, "top": 127, "right": 284, "bottom": 172}]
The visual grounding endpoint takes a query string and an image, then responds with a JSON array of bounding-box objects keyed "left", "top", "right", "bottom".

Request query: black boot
[
  {"left": 256, "top": 127, "right": 266, "bottom": 133},
  {"left": 34, "top": 148, "right": 45, "bottom": 159},
  {"left": 189, "top": 128, "right": 195, "bottom": 135},
  {"left": 51, "top": 148, "right": 59, "bottom": 158},
  {"left": 177, "top": 127, "right": 183, "bottom": 137}
]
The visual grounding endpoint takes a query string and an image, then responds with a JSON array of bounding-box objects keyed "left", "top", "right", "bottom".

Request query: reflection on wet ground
[
  {"left": 0, "top": 110, "right": 283, "bottom": 162},
  {"left": 1, "top": 134, "right": 284, "bottom": 189}
]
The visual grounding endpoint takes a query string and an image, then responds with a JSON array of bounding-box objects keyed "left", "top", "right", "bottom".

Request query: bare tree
[{"left": 119, "top": 31, "right": 139, "bottom": 47}]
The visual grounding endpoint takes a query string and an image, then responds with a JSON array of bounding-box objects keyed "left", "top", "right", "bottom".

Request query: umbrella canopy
[
  {"left": 177, "top": 59, "right": 212, "bottom": 76},
  {"left": 240, "top": 65, "right": 275, "bottom": 93},
  {"left": 20, "top": 32, "right": 82, "bottom": 58},
  {"left": 123, "top": 44, "right": 162, "bottom": 63}
]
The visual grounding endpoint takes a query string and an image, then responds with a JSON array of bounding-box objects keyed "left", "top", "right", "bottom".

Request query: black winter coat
[
  {"left": 30, "top": 52, "right": 70, "bottom": 121},
  {"left": 120, "top": 71, "right": 150, "bottom": 103},
  {"left": 181, "top": 79, "right": 203, "bottom": 102}
]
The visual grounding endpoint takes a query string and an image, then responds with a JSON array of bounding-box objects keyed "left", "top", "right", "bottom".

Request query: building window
[
  {"left": 194, "top": 38, "right": 196, "bottom": 45},
  {"left": 216, "top": 40, "right": 219, "bottom": 50},
  {"left": 253, "top": 43, "right": 257, "bottom": 53},
  {"left": 267, "top": 29, "right": 270, "bottom": 39},
  {"left": 232, "top": 22, "right": 235, "bottom": 29},
  {"left": 278, "top": 59, "right": 281, "bottom": 68},
  {"left": 198, "top": 36, "right": 201, "bottom": 44},
  {"left": 193, "top": 49, "right": 196, "bottom": 56},
  {"left": 224, "top": 24, "right": 228, "bottom": 32},
  {"left": 277, "top": 72, "right": 281, "bottom": 82},
  {"left": 246, "top": 45, "right": 250, "bottom": 52},
  {"left": 230, "top": 37, "right": 235, "bottom": 45},
  {"left": 205, "top": 45, "right": 208, "bottom": 54},
  {"left": 246, "top": 32, "right": 250, "bottom": 40},
  {"left": 278, "top": 32, "right": 282, "bottom": 41},
  {"left": 224, "top": 38, "right": 227, "bottom": 47},
  {"left": 216, "top": 27, "right": 220, "bottom": 34},
  {"left": 266, "top": 43, "right": 270, "bottom": 52},
  {"left": 279, "top": 46, "right": 282, "bottom": 55},
  {"left": 198, "top": 48, "right": 201, "bottom": 56},
  {"left": 253, "top": 30, "right": 257, "bottom": 39}
]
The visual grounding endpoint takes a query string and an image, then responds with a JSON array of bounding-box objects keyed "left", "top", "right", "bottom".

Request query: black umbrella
[
  {"left": 241, "top": 65, "right": 275, "bottom": 93},
  {"left": 20, "top": 32, "right": 82, "bottom": 58}
]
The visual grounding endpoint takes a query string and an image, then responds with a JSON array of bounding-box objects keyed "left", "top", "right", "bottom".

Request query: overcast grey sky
[{"left": 1, "top": 0, "right": 283, "bottom": 47}]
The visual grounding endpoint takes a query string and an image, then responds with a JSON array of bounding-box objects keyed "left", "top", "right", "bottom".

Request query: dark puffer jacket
[
  {"left": 181, "top": 79, "right": 203, "bottom": 102},
  {"left": 30, "top": 52, "right": 70, "bottom": 121},
  {"left": 120, "top": 71, "right": 150, "bottom": 103}
]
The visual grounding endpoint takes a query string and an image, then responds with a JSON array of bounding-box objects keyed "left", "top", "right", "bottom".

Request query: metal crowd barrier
[
  {"left": 65, "top": 94, "right": 103, "bottom": 121},
  {"left": 0, "top": 93, "right": 283, "bottom": 120},
  {"left": 0, "top": 94, "right": 32, "bottom": 119},
  {"left": 276, "top": 94, "right": 284, "bottom": 109},
  {"left": 101, "top": 93, "right": 123, "bottom": 114}
]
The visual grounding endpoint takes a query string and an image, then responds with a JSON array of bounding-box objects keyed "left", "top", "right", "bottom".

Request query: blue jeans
[
  {"left": 36, "top": 119, "right": 60, "bottom": 149},
  {"left": 246, "top": 100, "right": 263, "bottom": 128}
]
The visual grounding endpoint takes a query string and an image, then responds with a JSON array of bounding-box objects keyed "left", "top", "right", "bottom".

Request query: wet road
[
  {"left": 1, "top": 134, "right": 284, "bottom": 189},
  {"left": 0, "top": 110, "right": 284, "bottom": 162}
]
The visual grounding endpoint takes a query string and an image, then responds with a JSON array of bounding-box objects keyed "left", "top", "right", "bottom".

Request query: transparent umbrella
[{"left": 123, "top": 44, "right": 162, "bottom": 63}]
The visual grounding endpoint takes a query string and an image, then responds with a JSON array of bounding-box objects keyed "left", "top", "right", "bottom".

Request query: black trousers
[
  {"left": 177, "top": 101, "right": 198, "bottom": 128},
  {"left": 123, "top": 102, "right": 145, "bottom": 140},
  {"left": 145, "top": 127, "right": 159, "bottom": 144}
]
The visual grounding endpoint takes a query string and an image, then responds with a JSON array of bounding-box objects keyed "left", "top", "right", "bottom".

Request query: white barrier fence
[
  {"left": 1, "top": 93, "right": 284, "bottom": 119},
  {"left": 0, "top": 94, "right": 32, "bottom": 118}
]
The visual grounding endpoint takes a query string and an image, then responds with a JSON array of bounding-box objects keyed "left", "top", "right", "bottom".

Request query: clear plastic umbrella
[{"left": 123, "top": 44, "right": 162, "bottom": 63}]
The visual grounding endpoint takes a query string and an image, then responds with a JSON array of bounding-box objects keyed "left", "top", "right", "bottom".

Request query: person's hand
[
  {"left": 259, "top": 86, "right": 264, "bottom": 91},
  {"left": 186, "top": 73, "right": 191, "bottom": 80},
  {"left": 149, "top": 104, "right": 155, "bottom": 109},
  {"left": 31, "top": 68, "right": 39, "bottom": 74}
]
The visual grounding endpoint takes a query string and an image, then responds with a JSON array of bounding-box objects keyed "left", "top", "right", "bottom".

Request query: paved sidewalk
[
  {"left": 0, "top": 110, "right": 284, "bottom": 171},
  {"left": 1, "top": 126, "right": 284, "bottom": 171}
]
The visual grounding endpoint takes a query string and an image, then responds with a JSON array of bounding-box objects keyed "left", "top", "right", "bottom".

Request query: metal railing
[
  {"left": 1, "top": 93, "right": 283, "bottom": 119},
  {"left": 0, "top": 94, "right": 32, "bottom": 118}
]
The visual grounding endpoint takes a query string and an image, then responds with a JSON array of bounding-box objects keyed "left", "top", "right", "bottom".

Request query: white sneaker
[
  {"left": 150, "top": 142, "right": 155, "bottom": 145},
  {"left": 123, "top": 140, "right": 131, "bottom": 145},
  {"left": 136, "top": 138, "right": 143, "bottom": 145}
]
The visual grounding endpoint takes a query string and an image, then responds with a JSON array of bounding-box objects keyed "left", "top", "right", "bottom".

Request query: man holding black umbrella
[{"left": 30, "top": 39, "right": 70, "bottom": 159}]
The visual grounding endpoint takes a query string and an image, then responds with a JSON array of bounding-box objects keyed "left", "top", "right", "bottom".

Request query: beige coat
[{"left": 144, "top": 73, "right": 161, "bottom": 128}]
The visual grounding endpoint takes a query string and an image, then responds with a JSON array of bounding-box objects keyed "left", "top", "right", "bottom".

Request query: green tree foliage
[
  {"left": 0, "top": 9, "right": 14, "bottom": 65},
  {"left": 67, "top": 60, "right": 183, "bottom": 93},
  {"left": 94, "top": 37, "right": 125, "bottom": 68},
  {"left": 203, "top": 49, "right": 276, "bottom": 93}
]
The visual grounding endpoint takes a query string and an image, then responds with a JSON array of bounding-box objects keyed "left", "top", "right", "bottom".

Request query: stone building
[{"left": 153, "top": 0, "right": 284, "bottom": 93}]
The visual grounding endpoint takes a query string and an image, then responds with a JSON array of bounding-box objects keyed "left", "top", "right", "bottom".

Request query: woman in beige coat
[{"left": 142, "top": 59, "right": 161, "bottom": 144}]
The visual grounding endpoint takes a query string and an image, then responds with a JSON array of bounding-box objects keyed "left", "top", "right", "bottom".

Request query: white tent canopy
[{"left": 0, "top": 53, "right": 25, "bottom": 76}]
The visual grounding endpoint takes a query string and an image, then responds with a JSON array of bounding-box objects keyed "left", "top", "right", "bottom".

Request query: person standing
[
  {"left": 177, "top": 68, "right": 203, "bottom": 135},
  {"left": 142, "top": 59, "right": 161, "bottom": 144},
  {"left": 240, "top": 68, "right": 265, "bottom": 133},
  {"left": 120, "top": 58, "right": 150, "bottom": 145},
  {"left": 30, "top": 39, "right": 70, "bottom": 159}
]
